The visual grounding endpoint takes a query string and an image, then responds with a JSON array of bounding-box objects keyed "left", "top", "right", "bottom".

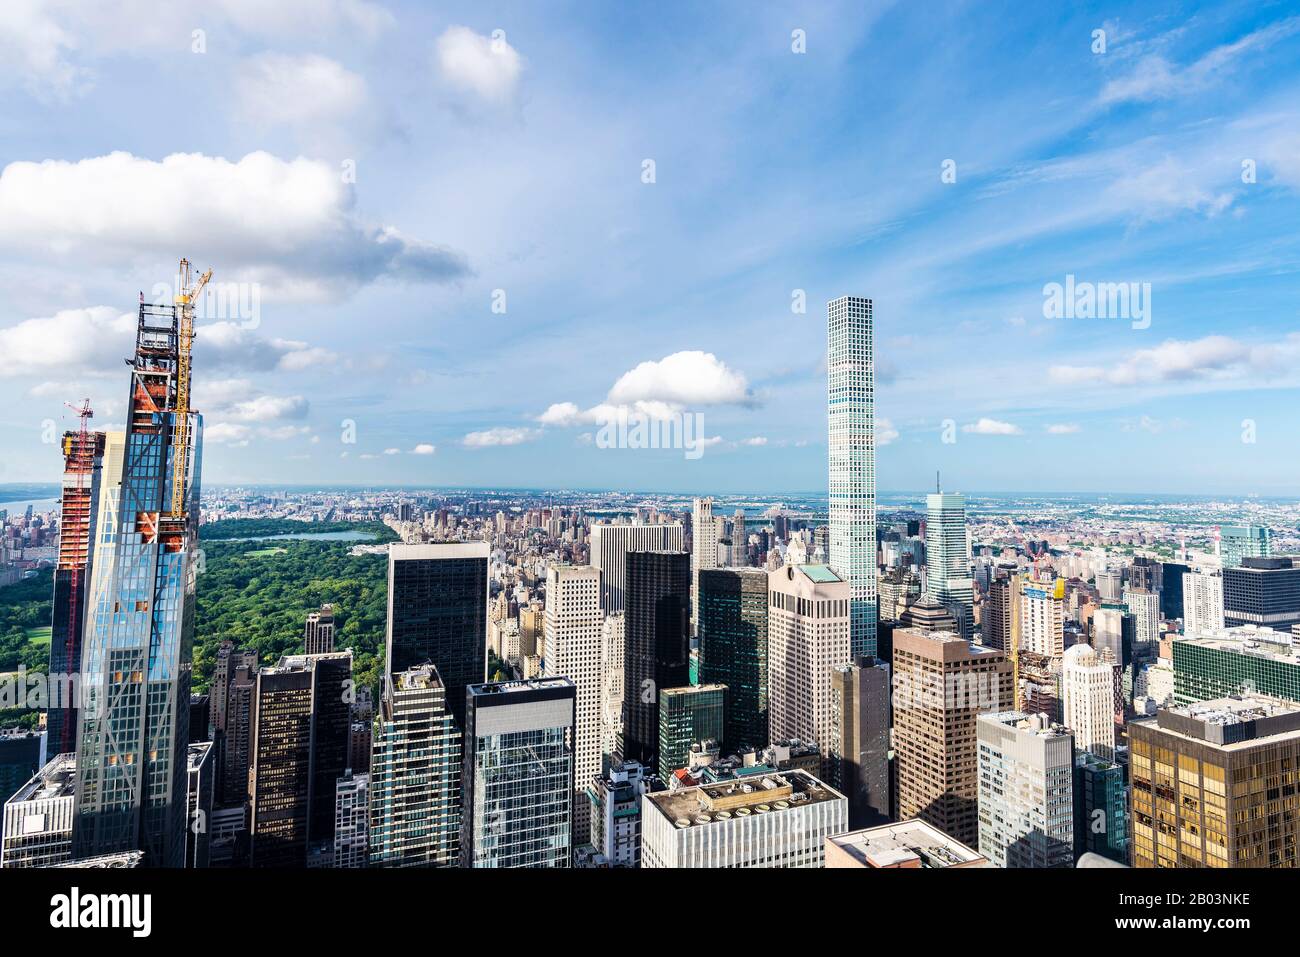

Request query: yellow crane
[{"left": 170, "top": 258, "right": 211, "bottom": 519}]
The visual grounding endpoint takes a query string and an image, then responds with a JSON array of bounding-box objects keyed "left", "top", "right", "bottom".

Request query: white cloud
[
  {"left": 410, "top": 443, "right": 436, "bottom": 455},
  {"left": 0, "top": 306, "right": 133, "bottom": 377},
  {"left": 537, "top": 401, "right": 581, "bottom": 427},
  {"left": 962, "top": 417, "right": 1022, "bottom": 436},
  {"left": 877, "top": 417, "right": 900, "bottom": 446},
  {"left": 435, "top": 25, "right": 523, "bottom": 103},
  {"left": 1046, "top": 423, "right": 1080, "bottom": 434},
  {"left": 205, "top": 423, "right": 252, "bottom": 446},
  {"left": 383, "top": 447, "right": 400, "bottom": 455},
  {"left": 234, "top": 54, "right": 365, "bottom": 129},
  {"left": 462, "top": 426, "right": 541, "bottom": 448},
  {"left": 607, "top": 351, "right": 752, "bottom": 408},
  {"left": 224, "top": 394, "right": 308, "bottom": 423},
  {"left": 1049, "top": 334, "right": 1296, "bottom": 388},
  {"left": 740, "top": 436, "right": 768, "bottom": 446},
  {"left": 0, "top": 151, "right": 469, "bottom": 298}
]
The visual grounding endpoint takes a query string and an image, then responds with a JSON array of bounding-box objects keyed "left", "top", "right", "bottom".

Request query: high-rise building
[
  {"left": 461, "top": 678, "right": 576, "bottom": 868},
  {"left": 622, "top": 550, "right": 690, "bottom": 769},
  {"left": 185, "top": 741, "right": 214, "bottom": 868},
  {"left": 1061, "top": 643, "right": 1116, "bottom": 761},
  {"left": 46, "top": 425, "right": 106, "bottom": 758},
  {"left": 657, "top": 684, "right": 726, "bottom": 780},
  {"left": 600, "top": 612, "right": 626, "bottom": 764},
  {"left": 984, "top": 570, "right": 1021, "bottom": 654},
  {"left": 1021, "top": 578, "right": 1065, "bottom": 657},
  {"left": 829, "top": 656, "right": 891, "bottom": 827},
  {"left": 827, "top": 295, "right": 877, "bottom": 657},
  {"left": 691, "top": 497, "right": 718, "bottom": 633},
  {"left": 543, "top": 563, "right": 602, "bottom": 840},
  {"left": 1124, "top": 587, "right": 1161, "bottom": 656},
  {"left": 589, "top": 523, "right": 685, "bottom": 613},
  {"left": 386, "top": 542, "right": 489, "bottom": 730},
  {"left": 1096, "top": 570, "right": 1123, "bottom": 603},
  {"left": 733, "top": 511, "right": 749, "bottom": 567},
  {"left": 0, "top": 730, "right": 44, "bottom": 805},
  {"left": 925, "top": 492, "right": 974, "bottom": 637},
  {"left": 219, "top": 661, "right": 257, "bottom": 809},
  {"left": 1171, "top": 624, "right": 1300, "bottom": 705},
  {"left": 1093, "top": 603, "right": 1133, "bottom": 667},
  {"left": 1161, "top": 561, "right": 1190, "bottom": 621},
  {"left": 641, "top": 769, "right": 847, "bottom": 868},
  {"left": 368, "top": 663, "right": 461, "bottom": 868},
  {"left": 1223, "top": 557, "right": 1300, "bottom": 633},
  {"left": 74, "top": 285, "right": 204, "bottom": 868},
  {"left": 304, "top": 604, "right": 336, "bottom": 655},
  {"left": 825, "top": 819, "right": 987, "bottom": 868},
  {"left": 1073, "top": 751, "right": 1129, "bottom": 866},
  {"left": 587, "top": 760, "right": 656, "bottom": 868},
  {"left": 1183, "top": 571, "right": 1225, "bottom": 634},
  {"left": 1, "top": 753, "right": 76, "bottom": 868},
  {"left": 333, "top": 772, "right": 368, "bottom": 869},
  {"left": 892, "top": 627, "right": 1013, "bottom": 847},
  {"left": 697, "top": 567, "right": 769, "bottom": 752},
  {"left": 247, "top": 652, "right": 352, "bottom": 868},
  {"left": 1219, "top": 525, "right": 1271, "bottom": 569},
  {"left": 1130, "top": 697, "right": 1300, "bottom": 868},
  {"left": 976, "top": 711, "right": 1075, "bottom": 868},
  {"left": 767, "top": 564, "right": 852, "bottom": 775}
]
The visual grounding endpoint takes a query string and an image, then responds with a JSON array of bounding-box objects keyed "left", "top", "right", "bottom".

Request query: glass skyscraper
[
  {"left": 828, "top": 295, "right": 877, "bottom": 656},
  {"left": 622, "top": 550, "right": 690, "bottom": 770},
  {"left": 657, "top": 683, "right": 726, "bottom": 780},
  {"left": 697, "top": 567, "right": 768, "bottom": 752},
  {"left": 925, "top": 491, "right": 974, "bottom": 637},
  {"left": 73, "top": 300, "right": 203, "bottom": 868}
]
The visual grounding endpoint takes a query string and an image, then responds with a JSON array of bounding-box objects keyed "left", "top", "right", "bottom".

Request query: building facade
[
  {"left": 622, "top": 550, "right": 690, "bottom": 770},
  {"left": 589, "top": 523, "right": 684, "bottom": 613},
  {"left": 697, "top": 567, "right": 769, "bottom": 753}
]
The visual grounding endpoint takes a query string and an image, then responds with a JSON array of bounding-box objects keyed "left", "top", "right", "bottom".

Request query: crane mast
[{"left": 170, "top": 258, "right": 211, "bottom": 519}]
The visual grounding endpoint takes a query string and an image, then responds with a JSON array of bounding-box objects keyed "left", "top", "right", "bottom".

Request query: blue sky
[{"left": 1, "top": 0, "right": 1298, "bottom": 495}]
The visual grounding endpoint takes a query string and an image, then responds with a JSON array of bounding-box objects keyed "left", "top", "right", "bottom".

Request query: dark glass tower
[
  {"left": 622, "top": 550, "right": 690, "bottom": 769},
  {"left": 697, "top": 567, "right": 768, "bottom": 752},
  {"left": 386, "top": 543, "right": 489, "bottom": 730}
]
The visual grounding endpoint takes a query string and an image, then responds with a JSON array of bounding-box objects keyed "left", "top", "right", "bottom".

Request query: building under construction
[
  {"left": 73, "top": 260, "right": 208, "bottom": 867},
  {"left": 46, "top": 410, "right": 106, "bottom": 758}
]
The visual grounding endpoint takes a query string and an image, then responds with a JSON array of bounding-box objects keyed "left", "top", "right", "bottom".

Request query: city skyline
[{"left": 1, "top": 3, "right": 1299, "bottom": 494}]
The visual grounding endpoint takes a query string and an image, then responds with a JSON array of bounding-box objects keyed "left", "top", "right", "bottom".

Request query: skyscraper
[
  {"left": 333, "top": 772, "right": 369, "bottom": 869},
  {"left": 1020, "top": 577, "right": 1065, "bottom": 657},
  {"left": 588, "top": 760, "right": 655, "bottom": 868},
  {"left": 589, "top": 522, "right": 685, "bottom": 613},
  {"left": 984, "top": 569, "right": 1021, "bottom": 654},
  {"left": 1183, "top": 570, "right": 1225, "bottom": 634},
  {"left": 656, "top": 683, "right": 726, "bottom": 780},
  {"left": 828, "top": 295, "right": 877, "bottom": 656},
  {"left": 829, "top": 656, "right": 891, "bottom": 828},
  {"left": 368, "top": 663, "right": 461, "bottom": 868},
  {"left": 697, "top": 567, "right": 769, "bottom": 752},
  {"left": 1223, "top": 557, "right": 1300, "bottom": 633},
  {"left": 1, "top": 753, "right": 77, "bottom": 869},
  {"left": 543, "top": 563, "right": 602, "bottom": 840},
  {"left": 1219, "top": 525, "right": 1271, "bottom": 569},
  {"left": 247, "top": 652, "right": 352, "bottom": 868},
  {"left": 622, "top": 550, "right": 690, "bottom": 769},
  {"left": 74, "top": 286, "right": 204, "bottom": 868},
  {"left": 976, "top": 711, "right": 1075, "bottom": 869},
  {"left": 1124, "top": 587, "right": 1160, "bottom": 656},
  {"left": 386, "top": 542, "right": 489, "bottom": 730},
  {"left": 691, "top": 497, "right": 718, "bottom": 633},
  {"left": 1061, "top": 642, "right": 1116, "bottom": 761},
  {"left": 767, "top": 564, "right": 852, "bottom": 776},
  {"left": 893, "top": 627, "right": 1013, "bottom": 847},
  {"left": 46, "top": 424, "right": 105, "bottom": 758},
  {"left": 304, "top": 604, "right": 336, "bottom": 656},
  {"left": 461, "top": 678, "right": 576, "bottom": 868},
  {"left": 924, "top": 491, "right": 974, "bottom": 638}
]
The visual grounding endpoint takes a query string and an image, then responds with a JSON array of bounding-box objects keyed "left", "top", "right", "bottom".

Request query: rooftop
[
  {"left": 827, "top": 819, "right": 986, "bottom": 869},
  {"left": 467, "top": 676, "right": 575, "bottom": 697},
  {"left": 645, "top": 769, "right": 842, "bottom": 827},
  {"left": 8, "top": 753, "right": 78, "bottom": 804},
  {"left": 1175, "top": 624, "right": 1299, "bottom": 662},
  {"left": 797, "top": 564, "right": 843, "bottom": 584}
]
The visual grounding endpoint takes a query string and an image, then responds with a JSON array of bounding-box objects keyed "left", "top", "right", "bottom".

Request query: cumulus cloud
[
  {"left": 0, "top": 151, "right": 469, "bottom": 298},
  {"left": 0, "top": 306, "right": 133, "bottom": 377},
  {"left": 234, "top": 54, "right": 366, "bottom": 129},
  {"left": 223, "top": 394, "right": 309, "bottom": 423},
  {"left": 537, "top": 401, "right": 581, "bottom": 427},
  {"left": 877, "top": 417, "right": 900, "bottom": 446},
  {"left": 410, "top": 443, "right": 436, "bottom": 455},
  {"left": 435, "top": 25, "right": 523, "bottom": 103},
  {"left": 463, "top": 426, "right": 541, "bottom": 448},
  {"left": 608, "top": 351, "right": 752, "bottom": 408},
  {"left": 1049, "top": 335, "right": 1296, "bottom": 388},
  {"left": 383, "top": 447, "right": 400, "bottom": 455},
  {"left": 205, "top": 423, "right": 252, "bottom": 446},
  {"left": 962, "top": 418, "right": 1022, "bottom": 436}
]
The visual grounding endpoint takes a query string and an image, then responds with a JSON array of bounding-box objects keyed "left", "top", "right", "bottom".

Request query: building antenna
[{"left": 936, "top": 470, "right": 941, "bottom": 494}]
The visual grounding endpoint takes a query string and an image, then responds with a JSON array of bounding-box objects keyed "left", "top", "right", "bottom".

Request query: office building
[
  {"left": 588, "top": 760, "right": 656, "bottom": 868},
  {"left": 247, "top": 652, "right": 352, "bottom": 867},
  {"left": 1183, "top": 571, "right": 1225, "bottom": 634},
  {"left": 1021, "top": 578, "right": 1065, "bottom": 657},
  {"left": 1219, "top": 525, "right": 1271, "bottom": 569},
  {"left": 1061, "top": 642, "right": 1116, "bottom": 760},
  {"left": 1130, "top": 697, "right": 1300, "bottom": 868},
  {"left": 74, "top": 288, "right": 205, "bottom": 867},
  {"left": 827, "top": 295, "right": 877, "bottom": 656},
  {"left": 976, "top": 711, "right": 1075, "bottom": 868},
  {"left": 0, "top": 730, "right": 44, "bottom": 805},
  {"left": 657, "top": 684, "right": 726, "bottom": 780},
  {"left": 691, "top": 497, "right": 718, "bottom": 633},
  {"left": 334, "top": 771, "right": 368, "bottom": 869},
  {"left": 1223, "top": 557, "right": 1300, "bottom": 633},
  {"left": 461, "top": 678, "right": 576, "bottom": 868},
  {"left": 386, "top": 542, "right": 489, "bottom": 730},
  {"left": 185, "top": 741, "right": 214, "bottom": 868},
  {"left": 642, "top": 768, "right": 846, "bottom": 868},
  {"left": 219, "top": 661, "right": 256, "bottom": 808},
  {"left": 1074, "top": 751, "right": 1129, "bottom": 866},
  {"left": 925, "top": 491, "right": 974, "bottom": 637},
  {"left": 767, "top": 564, "right": 851, "bottom": 775},
  {"left": 877, "top": 567, "right": 921, "bottom": 623},
  {"left": 304, "top": 603, "right": 336, "bottom": 655},
  {"left": 1172, "top": 624, "right": 1300, "bottom": 705},
  {"left": 1125, "top": 587, "right": 1161, "bottom": 656},
  {"left": 826, "top": 819, "right": 986, "bottom": 868},
  {"left": 893, "top": 627, "right": 1013, "bottom": 847},
  {"left": 600, "top": 612, "right": 626, "bottom": 763},
  {"left": 697, "top": 567, "right": 769, "bottom": 752},
  {"left": 1093, "top": 603, "right": 1133, "bottom": 667},
  {"left": 1096, "top": 570, "right": 1124, "bottom": 603},
  {"left": 829, "top": 656, "right": 891, "bottom": 827},
  {"left": 984, "top": 570, "right": 1021, "bottom": 654},
  {"left": 1161, "top": 561, "right": 1190, "bottom": 621},
  {"left": 622, "top": 550, "right": 690, "bottom": 769},
  {"left": 1, "top": 753, "right": 76, "bottom": 868},
  {"left": 589, "top": 523, "right": 684, "bottom": 613},
  {"left": 543, "top": 563, "right": 603, "bottom": 840}
]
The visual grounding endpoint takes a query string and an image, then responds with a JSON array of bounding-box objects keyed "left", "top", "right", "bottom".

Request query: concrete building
[
  {"left": 589, "top": 523, "right": 684, "bottom": 613},
  {"left": 767, "top": 564, "right": 851, "bottom": 776},
  {"left": 1, "top": 753, "right": 76, "bottom": 868},
  {"left": 1021, "top": 578, "right": 1065, "bottom": 657},
  {"left": 828, "top": 656, "right": 891, "bottom": 827},
  {"left": 825, "top": 819, "right": 986, "bottom": 868},
  {"left": 600, "top": 612, "right": 626, "bottom": 764},
  {"left": 1183, "top": 571, "right": 1224, "bottom": 634},
  {"left": 1061, "top": 642, "right": 1116, "bottom": 760},
  {"left": 333, "top": 771, "right": 368, "bottom": 869},
  {"left": 1124, "top": 587, "right": 1161, "bottom": 656},
  {"left": 976, "top": 711, "right": 1075, "bottom": 868},
  {"left": 691, "top": 497, "right": 718, "bottom": 634},
  {"left": 587, "top": 760, "right": 656, "bottom": 868},
  {"left": 185, "top": 741, "right": 214, "bottom": 868},
  {"left": 641, "top": 768, "right": 846, "bottom": 868},
  {"left": 1223, "top": 557, "right": 1300, "bottom": 633},
  {"left": 892, "top": 627, "right": 1013, "bottom": 847},
  {"left": 304, "top": 603, "right": 336, "bottom": 655}
]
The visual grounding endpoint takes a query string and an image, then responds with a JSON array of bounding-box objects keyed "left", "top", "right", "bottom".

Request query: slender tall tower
[
  {"left": 74, "top": 280, "right": 205, "bottom": 867},
  {"left": 622, "top": 551, "right": 690, "bottom": 769},
  {"left": 691, "top": 497, "right": 717, "bottom": 633},
  {"left": 828, "top": 296, "right": 877, "bottom": 656},
  {"left": 925, "top": 491, "right": 974, "bottom": 638}
]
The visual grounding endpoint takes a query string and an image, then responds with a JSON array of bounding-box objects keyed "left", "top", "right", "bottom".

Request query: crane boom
[{"left": 170, "top": 258, "right": 211, "bottom": 519}]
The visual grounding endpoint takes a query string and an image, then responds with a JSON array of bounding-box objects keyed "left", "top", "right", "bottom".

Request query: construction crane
[{"left": 170, "top": 258, "right": 211, "bottom": 519}]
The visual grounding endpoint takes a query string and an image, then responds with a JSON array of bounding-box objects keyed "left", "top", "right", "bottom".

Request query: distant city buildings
[{"left": 304, "top": 604, "right": 336, "bottom": 655}]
